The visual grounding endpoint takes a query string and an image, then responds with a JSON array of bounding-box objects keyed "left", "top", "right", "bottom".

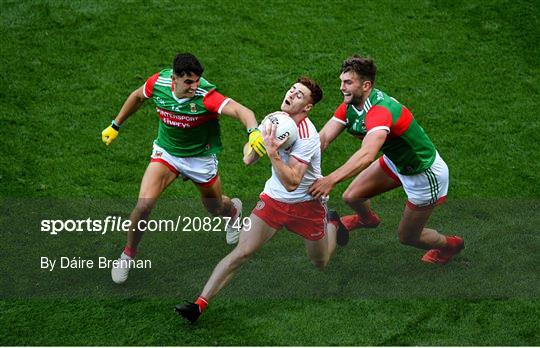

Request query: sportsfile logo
[
  {"left": 41, "top": 216, "right": 136, "bottom": 235},
  {"left": 40, "top": 216, "right": 250, "bottom": 235}
]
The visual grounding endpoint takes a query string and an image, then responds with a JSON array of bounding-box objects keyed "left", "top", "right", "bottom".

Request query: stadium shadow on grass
[{"left": 1, "top": 198, "right": 538, "bottom": 300}]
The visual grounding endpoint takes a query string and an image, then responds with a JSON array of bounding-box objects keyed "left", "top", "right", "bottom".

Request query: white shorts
[
  {"left": 150, "top": 143, "right": 219, "bottom": 187},
  {"left": 379, "top": 152, "right": 449, "bottom": 210}
]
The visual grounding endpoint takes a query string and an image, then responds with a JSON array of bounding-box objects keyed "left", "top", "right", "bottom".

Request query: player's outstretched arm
[
  {"left": 221, "top": 100, "right": 266, "bottom": 157},
  {"left": 101, "top": 85, "right": 146, "bottom": 145},
  {"left": 221, "top": 99, "right": 258, "bottom": 129},
  {"left": 319, "top": 118, "right": 345, "bottom": 152},
  {"left": 309, "top": 129, "right": 387, "bottom": 198},
  {"left": 242, "top": 142, "right": 260, "bottom": 165}
]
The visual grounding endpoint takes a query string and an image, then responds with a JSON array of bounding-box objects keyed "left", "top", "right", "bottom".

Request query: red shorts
[{"left": 252, "top": 193, "right": 327, "bottom": 241}]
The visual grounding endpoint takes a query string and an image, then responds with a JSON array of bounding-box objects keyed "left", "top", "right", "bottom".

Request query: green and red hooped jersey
[
  {"left": 143, "top": 69, "right": 230, "bottom": 157},
  {"left": 333, "top": 88, "right": 437, "bottom": 175}
]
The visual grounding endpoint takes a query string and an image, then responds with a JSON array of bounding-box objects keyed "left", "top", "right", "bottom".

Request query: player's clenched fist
[
  {"left": 248, "top": 128, "right": 266, "bottom": 157},
  {"left": 101, "top": 121, "right": 120, "bottom": 145}
]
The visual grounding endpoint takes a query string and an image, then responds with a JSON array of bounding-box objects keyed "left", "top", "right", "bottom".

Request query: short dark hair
[
  {"left": 172, "top": 53, "right": 204, "bottom": 77},
  {"left": 341, "top": 55, "right": 377, "bottom": 83},
  {"left": 296, "top": 76, "right": 323, "bottom": 105}
]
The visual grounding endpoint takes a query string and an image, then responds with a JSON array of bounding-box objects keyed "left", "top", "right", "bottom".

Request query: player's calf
[
  {"left": 133, "top": 198, "right": 157, "bottom": 218},
  {"left": 228, "top": 244, "right": 256, "bottom": 268},
  {"left": 226, "top": 198, "right": 243, "bottom": 245},
  {"left": 327, "top": 210, "right": 349, "bottom": 246}
]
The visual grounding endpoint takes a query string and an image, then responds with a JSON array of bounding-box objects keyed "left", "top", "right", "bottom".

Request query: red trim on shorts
[
  {"left": 378, "top": 157, "right": 401, "bottom": 184},
  {"left": 194, "top": 173, "right": 219, "bottom": 188},
  {"left": 150, "top": 158, "right": 179, "bottom": 176},
  {"left": 406, "top": 196, "right": 447, "bottom": 210}
]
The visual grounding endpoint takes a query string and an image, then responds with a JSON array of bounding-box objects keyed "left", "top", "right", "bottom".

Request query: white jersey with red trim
[{"left": 263, "top": 117, "right": 321, "bottom": 203}]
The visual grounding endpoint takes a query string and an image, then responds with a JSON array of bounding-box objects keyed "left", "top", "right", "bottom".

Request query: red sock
[
  {"left": 358, "top": 211, "right": 377, "bottom": 222},
  {"left": 367, "top": 211, "right": 379, "bottom": 221},
  {"left": 123, "top": 246, "right": 137, "bottom": 258},
  {"left": 444, "top": 236, "right": 458, "bottom": 249},
  {"left": 195, "top": 296, "right": 208, "bottom": 312}
]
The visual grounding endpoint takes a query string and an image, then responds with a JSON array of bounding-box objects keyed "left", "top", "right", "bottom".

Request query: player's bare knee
[
  {"left": 342, "top": 190, "right": 365, "bottom": 206},
  {"left": 232, "top": 245, "right": 255, "bottom": 265}
]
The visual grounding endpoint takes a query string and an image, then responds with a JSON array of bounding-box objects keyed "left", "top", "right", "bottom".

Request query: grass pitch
[{"left": 1, "top": 0, "right": 539, "bottom": 345}]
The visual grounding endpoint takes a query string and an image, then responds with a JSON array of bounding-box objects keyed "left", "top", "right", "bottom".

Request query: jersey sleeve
[
  {"left": 290, "top": 136, "right": 319, "bottom": 164},
  {"left": 202, "top": 89, "right": 231, "bottom": 114},
  {"left": 365, "top": 105, "right": 392, "bottom": 135},
  {"left": 143, "top": 72, "right": 160, "bottom": 99},
  {"left": 332, "top": 103, "right": 348, "bottom": 125}
]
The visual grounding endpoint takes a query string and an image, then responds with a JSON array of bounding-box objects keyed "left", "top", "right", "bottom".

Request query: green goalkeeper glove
[
  {"left": 102, "top": 120, "right": 120, "bottom": 145},
  {"left": 248, "top": 128, "right": 266, "bottom": 157}
]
